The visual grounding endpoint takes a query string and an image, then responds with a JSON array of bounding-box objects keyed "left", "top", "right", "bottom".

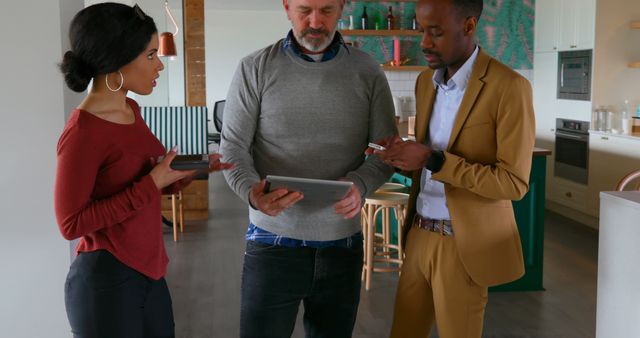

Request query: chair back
[
  {"left": 140, "top": 106, "right": 208, "bottom": 154},
  {"left": 615, "top": 169, "right": 640, "bottom": 191},
  {"left": 213, "top": 100, "right": 225, "bottom": 132}
]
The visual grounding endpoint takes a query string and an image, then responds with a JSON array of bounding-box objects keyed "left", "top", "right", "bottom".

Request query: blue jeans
[{"left": 240, "top": 240, "right": 364, "bottom": 338}]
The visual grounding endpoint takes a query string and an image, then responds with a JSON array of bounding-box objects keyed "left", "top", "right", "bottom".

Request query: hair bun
[{"left": 59, "top": 51, "right": 94, "bottom": 92}]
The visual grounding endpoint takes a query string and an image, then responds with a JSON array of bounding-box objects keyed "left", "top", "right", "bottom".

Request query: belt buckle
[{"left": 438, "top": 220, "right": 445, "bottom": 235}]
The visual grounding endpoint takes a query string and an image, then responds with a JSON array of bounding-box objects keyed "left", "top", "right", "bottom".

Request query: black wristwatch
[{"left": 425, "top": 150, "right": 445, "bottom": 173}]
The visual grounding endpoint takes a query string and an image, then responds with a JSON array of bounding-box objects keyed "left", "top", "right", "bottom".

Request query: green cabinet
[
  {"left": 387, "top": 153, "right": 548, "bottom": 291},
  {"left": 492, "top": 154, "right": 547, "bottom": 291}
]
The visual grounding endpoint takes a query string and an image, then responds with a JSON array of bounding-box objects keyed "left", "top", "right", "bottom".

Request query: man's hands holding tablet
[
  {"left": 249, "top": 177, "right": 362, "bottom": 219},
  {"left": 333, "top": 184, "right": 362, "bottom": 219},
  {"left": 249, "top": 179, "right": 304, "bottom": 216}
]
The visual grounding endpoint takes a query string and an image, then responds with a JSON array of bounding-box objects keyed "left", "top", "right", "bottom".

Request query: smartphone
[{"left": 368, "top": 142, "right": 387, "bottom": 151}]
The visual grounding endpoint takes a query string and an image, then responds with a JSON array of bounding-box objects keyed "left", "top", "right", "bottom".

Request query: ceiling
[{"left": 206, "top": 0, "right": 282, "bottom": 11}]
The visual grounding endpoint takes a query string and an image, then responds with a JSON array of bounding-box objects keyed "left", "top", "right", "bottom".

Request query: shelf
[
  {"left": 354, "top": 0, "right": 418, "bottom": 2},
  {"left": 340, "top": 29, "right": 421, "bottom": 36},
  {"left": 382, "top": 65, "right": 428, "bottom": 71},
  {"left": 631, "top": 23, "right": 640, "bottom": 66}
]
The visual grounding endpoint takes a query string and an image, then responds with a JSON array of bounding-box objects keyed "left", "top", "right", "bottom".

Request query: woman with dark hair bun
[{"left": 54, "top": 3, "right": 232, "bottom": 337}]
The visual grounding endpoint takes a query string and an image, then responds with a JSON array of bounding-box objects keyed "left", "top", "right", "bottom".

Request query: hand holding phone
[{"left": 368, "top": 142, "right": 387, "bottom": 151}]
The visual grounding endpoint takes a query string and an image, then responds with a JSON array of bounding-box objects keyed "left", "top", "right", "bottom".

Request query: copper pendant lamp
[{"left": 158, "top": 0, "right": 179, "bottom": 59}]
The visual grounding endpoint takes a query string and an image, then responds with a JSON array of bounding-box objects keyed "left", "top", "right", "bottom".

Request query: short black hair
[
  {"left": 59, "top": 3, "right": 157, "bottom": 92},
  {"left": 452, "top": 0, "right": 483, "bottom": 21}
]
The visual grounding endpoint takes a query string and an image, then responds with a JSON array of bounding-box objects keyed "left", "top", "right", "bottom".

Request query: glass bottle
[
  {"left": 386, "top": 6, "right": 395, "bottom": 30},
  {"left": 592, "top": 106, "right": 601, "bottom": 131},
  {"left": 361, "top": 6, "right": 369, "bottom": 30},
  {"left": 411, "top": 15, "right": 418, "bottom": 30},
  {"left": 597, "top": 107, "right": 606, "bottom": 131},
  {"left": 621, "top": 99, "right": 631, "bottom": 135},
  {"left": 605, "top": 107, "right": 614, "bottom": 133}
]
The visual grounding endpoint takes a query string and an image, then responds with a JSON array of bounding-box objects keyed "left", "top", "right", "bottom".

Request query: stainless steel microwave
[{"left": 557, "top": 49, "right": 592, "bottom": 101}]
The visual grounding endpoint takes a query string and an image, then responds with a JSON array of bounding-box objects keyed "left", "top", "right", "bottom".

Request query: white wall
[
  {"left": 61, "top": 0, "right": 86, "bottom": 121},
  {"left": 592, "top": 0, "right": 640, "bottom": 112},
  {"left": 84, "top": 0, "right": 186, "bottom": 107},
  {"left": 133, "top": 0, "right": 186, "bottom": 107},
  {"left": 0, "top": 0, "right": 83, "bottom": 337},
  {"left": 205, "top": 7, "right": 290, "bottom": 130}
]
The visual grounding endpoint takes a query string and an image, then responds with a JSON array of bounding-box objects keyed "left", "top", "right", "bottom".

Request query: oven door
[{"left": 554, "top": 130, "right": 589, "bottom": 184}]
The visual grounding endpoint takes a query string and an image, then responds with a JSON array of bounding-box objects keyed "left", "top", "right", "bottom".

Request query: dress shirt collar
[
  {"left": 432, "top": 45, "right": 480, "bottom": 91},
  {"left": 283, "top": 29, "right": 349, "bottom": 62}
]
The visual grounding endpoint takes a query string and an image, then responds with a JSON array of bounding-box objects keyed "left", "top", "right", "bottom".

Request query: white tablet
[{"left": 264, "top": 175, "right": 353, "bottom": 203}]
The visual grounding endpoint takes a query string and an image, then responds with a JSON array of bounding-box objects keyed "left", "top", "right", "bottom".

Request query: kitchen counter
[
  {"left": 533, "top": 147, "right": 552, "bottom": 156},
  {"left": 596, "top": 191, "right": 640, "bottom": 338},
  {"left": 589, "top": 130, "right": 640, "bottom": 141},
  {"left": 590, "top": 129, "right": 640, "bottom": 139},
  {"left": 590, "top": 129, "right": 640, "bottom": 141}
]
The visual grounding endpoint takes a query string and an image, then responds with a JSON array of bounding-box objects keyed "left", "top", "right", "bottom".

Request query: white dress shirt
[{"left": 416, "top": 46, "right": 479, "bottom": 220}]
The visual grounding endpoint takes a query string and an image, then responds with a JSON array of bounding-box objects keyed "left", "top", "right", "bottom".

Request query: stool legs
[
  {"left": 171, "top": 194, "right": 178, "bottom": 242},
  {"left": 365, "top": 204, "right": 375, "bottom": 291},
  {"left": 394, "top": 205, "right": 406, "bottom": 269},
  {"left": 362, "top": 205, "right": 407, "bottom": 290},
  {"left": 383, "top": 208, "right": 391, "bottom": 252},
  {"left": 179, "top": 190, "right": 184, "bottom": 233},
  {"left": 361, "top": 205, "right": 368, "bottom": 282}
]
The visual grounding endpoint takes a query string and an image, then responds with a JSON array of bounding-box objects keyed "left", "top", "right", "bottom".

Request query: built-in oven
[
  {"left": 555, "top": 118, "right": 590, "bottom": 185},
  {"left": 557, "top": 49, "right": 592, "bottom": 101}
]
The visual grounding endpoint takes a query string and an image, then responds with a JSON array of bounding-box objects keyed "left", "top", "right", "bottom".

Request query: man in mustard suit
[{"left": 373, "top": 0, "right": 535, "bottom": 337}]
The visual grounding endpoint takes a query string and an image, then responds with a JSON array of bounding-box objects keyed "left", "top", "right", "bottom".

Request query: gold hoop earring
[{"left": 105, "top": 71, "right": 124, "bottom": 92}]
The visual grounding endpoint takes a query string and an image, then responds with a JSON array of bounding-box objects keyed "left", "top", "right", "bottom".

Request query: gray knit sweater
[{"left": 220, "top": 39, "right": 396, "bottom": 241}]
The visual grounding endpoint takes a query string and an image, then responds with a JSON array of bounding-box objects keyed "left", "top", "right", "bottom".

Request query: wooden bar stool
[
  {"left": 361, "top": 191, "right": 409, "bottom": 290},
  {"left": 373, "top": 182, "right": 408, "bottom": 256},
  {"left": 170, "top": 190, "right": 184, "bottom": 242},
  {"left": 376, "top": 182, "right": 408, "bottom": 193}
]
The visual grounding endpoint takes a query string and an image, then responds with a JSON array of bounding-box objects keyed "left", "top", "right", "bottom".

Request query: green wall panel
[{"left": 342, "top": 0, "right": 534, "bottom": 69}]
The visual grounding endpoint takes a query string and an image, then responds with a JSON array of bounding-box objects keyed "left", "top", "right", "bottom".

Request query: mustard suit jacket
[{"left": 403, "top": 49, "right": 536, "bottom": 287}]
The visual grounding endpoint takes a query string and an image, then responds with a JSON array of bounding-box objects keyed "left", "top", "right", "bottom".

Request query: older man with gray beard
[{"left": 219, "top": 0, "right": 397, "bottom": 337}]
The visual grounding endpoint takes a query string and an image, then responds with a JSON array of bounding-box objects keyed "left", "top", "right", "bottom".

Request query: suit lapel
[
  {"left": 415, "top": 76, "right": 436, "bottom": 144},
  {"left": 446, "top": 49, "right": 490, "bottom": 150}
]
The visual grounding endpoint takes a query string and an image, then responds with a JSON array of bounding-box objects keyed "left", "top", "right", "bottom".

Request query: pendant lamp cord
[{"left": 165, "top": 0, "right": 179, "bottom": 36}]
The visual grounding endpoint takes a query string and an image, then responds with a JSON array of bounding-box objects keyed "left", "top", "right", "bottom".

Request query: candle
[{"left": 393, "top": 38, "right": 400, "bottom": 66}]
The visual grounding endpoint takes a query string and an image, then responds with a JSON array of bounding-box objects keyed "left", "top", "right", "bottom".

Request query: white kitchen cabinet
[
  {"left": 534, "top": 0, "right": 560, "bottom": 52},
  {"left": 533, "top": 52, "right": 558, "bottom": 199},
  {"left": 533, "top": 52, "right": 558, "bottom": 143},
  {"left": 549, "top": 178, "right": 589, "bottom": 213},
  {"left": 597, "top": 192, "right": 640, "bottom": 338},
  {"left": 559, "top": 0, "right": 595, "bottom": 51},
  {"left": 587, "top": 132, "right": 640, "bottom": 216},
  {"left": 535, "top": 0, "right": 595, "bottom": 52}
]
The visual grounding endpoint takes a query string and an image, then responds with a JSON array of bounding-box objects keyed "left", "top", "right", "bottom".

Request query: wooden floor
[{"left": 164, "top": 174, "right": 598, "bottom": 338}]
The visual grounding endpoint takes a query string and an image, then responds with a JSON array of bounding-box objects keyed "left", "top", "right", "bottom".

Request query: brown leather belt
[{"left": 414, "top": 214, "right": 454, "bottom": 236}]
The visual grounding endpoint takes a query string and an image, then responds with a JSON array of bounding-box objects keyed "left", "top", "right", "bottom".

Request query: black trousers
[
  {"left": 65, "top": 250, "right": 175, "bottom": 338},
  {"left": 240, "top": 241, "right": 364, "bottom": 338}
]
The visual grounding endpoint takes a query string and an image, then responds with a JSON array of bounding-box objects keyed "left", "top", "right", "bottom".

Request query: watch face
[{"left": 426, "top": 150, "right": 444, "bottom": 173}]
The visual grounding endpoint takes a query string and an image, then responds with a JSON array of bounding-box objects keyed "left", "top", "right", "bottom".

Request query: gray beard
[{"left": 295, "top": 29, "right": 336, "bottom": 53}]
